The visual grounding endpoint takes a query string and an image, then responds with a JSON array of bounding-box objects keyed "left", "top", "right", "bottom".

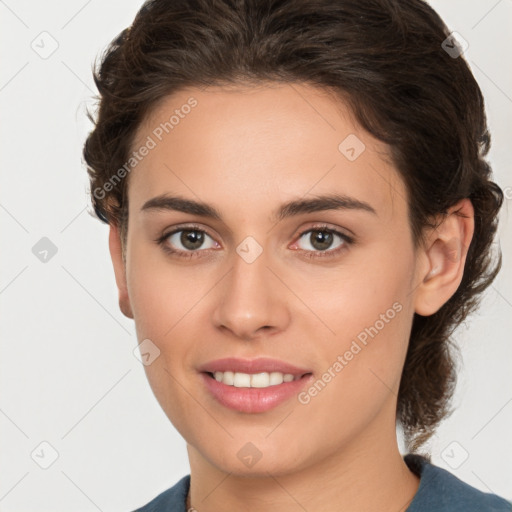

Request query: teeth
[{"left": 212, "top": 371, "right": 299, "bottom": 388}]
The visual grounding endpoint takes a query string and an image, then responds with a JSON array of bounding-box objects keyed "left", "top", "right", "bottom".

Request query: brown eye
[
  {"left": 161, "top": 227, "right": 219, "bottom": 255},
  {"left": 308, "top": 230, "right": 334, "bottom": 251},
  {"left": 294, "top": 226, "right": 355, "bottom": 258},
  {"left": 179, "top": 229, "right": 205, "bottom": 250},
  {"left": 296, "top": 228, "right": 347, "bottom": 253}
]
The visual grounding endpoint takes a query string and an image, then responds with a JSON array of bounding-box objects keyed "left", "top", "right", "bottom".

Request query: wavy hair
[{"left": 83, "top": 0, "right": 503, "bottom": 451}]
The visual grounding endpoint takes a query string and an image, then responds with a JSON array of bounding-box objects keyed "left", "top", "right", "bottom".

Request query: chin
[{"left": 202, "top": 442, "right": 311, "bottom": 478}]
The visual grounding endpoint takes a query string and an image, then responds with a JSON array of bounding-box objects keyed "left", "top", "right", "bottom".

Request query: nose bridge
[
  {"left": 234, "top": 236, "right": 271, "bottom": 290},
  {"left": 213, "top": 236, "right": 289, "bottom": 338}
]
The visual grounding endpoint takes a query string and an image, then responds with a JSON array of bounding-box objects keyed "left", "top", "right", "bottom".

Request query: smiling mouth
[{"left": 205, "top": 370, "right": 312, "bottom": 388}]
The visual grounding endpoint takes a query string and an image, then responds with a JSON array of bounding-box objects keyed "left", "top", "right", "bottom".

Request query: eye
[
  {"left": 292, "top": 225, "right": 353, "bottom": 259},
  {"left": 156, "top": 223, "right": 354, "bottom": 260},
  {"left": 156, "top": 225, "right": 219, "bottom": 258}
]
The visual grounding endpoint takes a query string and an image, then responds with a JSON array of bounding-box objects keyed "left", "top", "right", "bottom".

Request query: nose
[{"left": 212, "top": 245, "right": 290, "bottom": 340}]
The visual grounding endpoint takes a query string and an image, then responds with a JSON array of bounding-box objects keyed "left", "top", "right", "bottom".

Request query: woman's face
[{"left": 116, "top": 83, "right": 424, "bottom": 475}]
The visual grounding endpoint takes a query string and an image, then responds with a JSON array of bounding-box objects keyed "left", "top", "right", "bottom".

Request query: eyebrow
[{"left": 140, "top": 193, "right": 377, "bottom": 222}]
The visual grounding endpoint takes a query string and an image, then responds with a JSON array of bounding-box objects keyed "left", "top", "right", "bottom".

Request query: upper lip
[{"left": 198, "top": 357, "right": 312, "bottom": 376}]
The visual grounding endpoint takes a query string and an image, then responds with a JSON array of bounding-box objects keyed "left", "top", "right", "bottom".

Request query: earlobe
[
  {"left": 414, "top": 199, "right": 475, "bottom": 316},
  {"left": 108, "top": 223, "right": 134, "bottom": 319}
]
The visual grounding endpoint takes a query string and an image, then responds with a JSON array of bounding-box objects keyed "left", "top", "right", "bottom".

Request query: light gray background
[{"left": 1, "top": 0, "right": 511, "bottom": 510}]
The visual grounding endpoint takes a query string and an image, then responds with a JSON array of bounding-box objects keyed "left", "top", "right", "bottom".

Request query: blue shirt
[{"left": 133, "top": 454, "right": 511, "bottom": 511}]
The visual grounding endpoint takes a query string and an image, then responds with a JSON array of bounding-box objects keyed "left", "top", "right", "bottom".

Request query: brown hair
[{"left": 83, "top": 0, "right": 503, "bottom": 451}]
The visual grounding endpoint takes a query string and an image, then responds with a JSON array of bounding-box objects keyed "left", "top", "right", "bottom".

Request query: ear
[
  {"left": 414, "top": 198, "right": 475, "bottom": 316},
  {"left": 108, "top": 223, "right": 134, "bottom": 319}
]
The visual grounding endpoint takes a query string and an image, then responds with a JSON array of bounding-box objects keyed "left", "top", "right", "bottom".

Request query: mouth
[
  {"left": 203, "top": 370, "right": 312, "bottom": 388},
  {"left": 197, "top": 357, "right": 314, "bottom": 412},
  {"left": 200, "top": 370, "right": 314, "bottom": 413}
]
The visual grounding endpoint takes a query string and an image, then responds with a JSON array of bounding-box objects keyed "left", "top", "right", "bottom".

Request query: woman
[{"left": 83, "top": 0, "right": 510, "bottom": 510}]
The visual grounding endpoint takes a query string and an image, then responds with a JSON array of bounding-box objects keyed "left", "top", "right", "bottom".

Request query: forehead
[{"left": 127, "top": 83, "right": 407, "bottom": 222}]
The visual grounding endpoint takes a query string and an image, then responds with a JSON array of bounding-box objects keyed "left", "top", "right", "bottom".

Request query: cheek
[
  {"left": 125, "top": 246, "right": 208, "bottom": 412},
  {"left": 295, "top": 246, "right": 414, "bottom": 417},
  {"left": 295, "top": 302, "right": 411, "bottom": 451},
  {"left": 126, "top": 242, "right": 207, "bottom": 339},
  {"left": 293, "top": 239, "right": 413, "bottom": 345},
  {"left": 126, "top": 253, "right": 199, "bottom": 433}
]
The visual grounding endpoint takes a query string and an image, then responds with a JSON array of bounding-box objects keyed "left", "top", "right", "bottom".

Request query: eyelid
[
  {"left": 292, "top": 222, "right": 355, "bottom": 242},
  {"left": 157, "top": 222, "right": 215, "bottom": 240}
]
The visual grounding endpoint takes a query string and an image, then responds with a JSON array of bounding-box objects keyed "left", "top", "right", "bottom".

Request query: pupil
[
  {"left": 181, "top": 230, "right": 204, "bottom": 250},
  {"left": 311, "top": 230, "right": 332, "bottom": 250}
]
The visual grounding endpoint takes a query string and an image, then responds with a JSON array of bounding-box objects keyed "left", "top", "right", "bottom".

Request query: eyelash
[{"left": 155, "top": 223, "right": 354, "bottom": 260}]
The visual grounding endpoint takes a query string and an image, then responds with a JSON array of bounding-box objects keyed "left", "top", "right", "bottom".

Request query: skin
[{"left": 109, "top": 83, "right": 474, "bottom": 512}]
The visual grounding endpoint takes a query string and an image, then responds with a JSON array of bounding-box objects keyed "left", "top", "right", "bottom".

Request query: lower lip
[{"left": 200, "top": 372, "right": 313, "bottom": 413}]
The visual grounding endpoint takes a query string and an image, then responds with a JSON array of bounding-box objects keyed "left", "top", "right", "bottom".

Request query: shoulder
[
  {"left": 130, "top": 474, "right": 190, "bottom": 512},
  {"left": 405, "top": 454, "right": 511, "bottom": 512}
]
